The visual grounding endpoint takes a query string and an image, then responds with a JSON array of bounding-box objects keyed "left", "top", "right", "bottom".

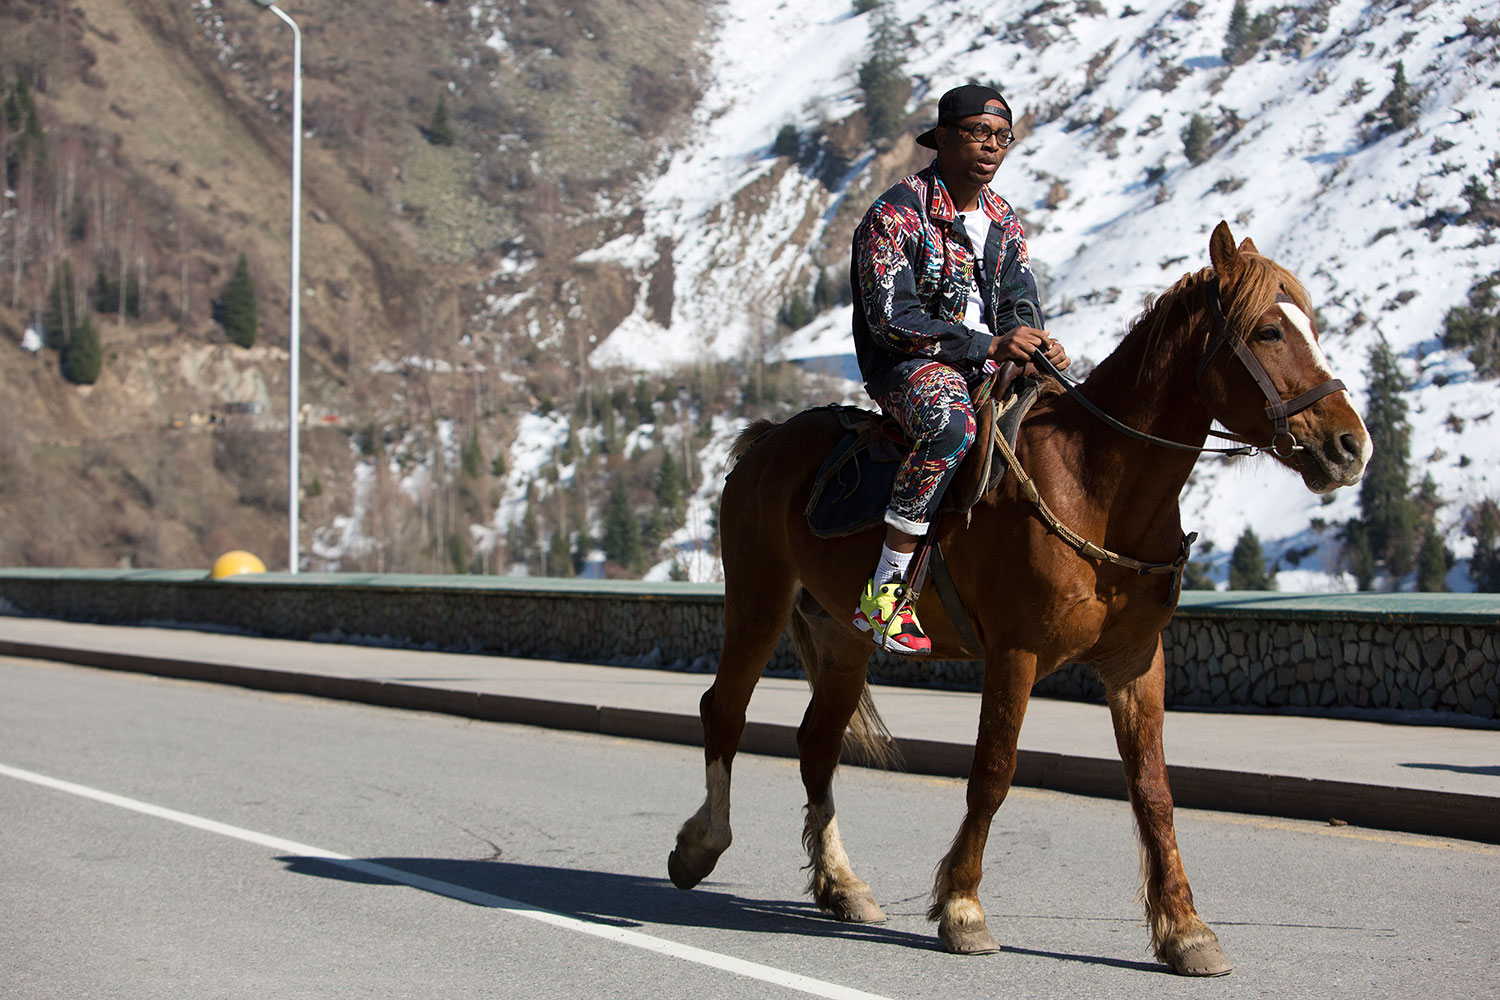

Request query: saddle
[{"left": 805, "top": 368, "right": 1043, "bottom": 539}]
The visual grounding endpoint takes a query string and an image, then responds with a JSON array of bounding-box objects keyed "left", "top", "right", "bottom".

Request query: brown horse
[{"left": 667, "top": 222, "right": 1372, "bottom": 976}]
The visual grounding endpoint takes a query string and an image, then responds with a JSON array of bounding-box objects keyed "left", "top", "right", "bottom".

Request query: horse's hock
[{"left": 0, "top": 571, "right": 1496, "bottom": 721}]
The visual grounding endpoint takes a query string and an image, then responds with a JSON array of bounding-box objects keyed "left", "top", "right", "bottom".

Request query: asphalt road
[{"left": 3, "top": 655, "right": 1496, "bottom": 1000}]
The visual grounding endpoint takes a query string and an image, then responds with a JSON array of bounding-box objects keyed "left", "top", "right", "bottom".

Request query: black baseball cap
[{"left": 915, "top": 84, "right": 1012, "bottom": 149}]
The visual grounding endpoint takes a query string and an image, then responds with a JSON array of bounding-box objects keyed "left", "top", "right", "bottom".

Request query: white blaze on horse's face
[
  {"left": 1276, "top": 302, "right": 1334, "bottom": 377},
  {"left": 1271, "top": 298, "right": 1373, "bottom": 488}
]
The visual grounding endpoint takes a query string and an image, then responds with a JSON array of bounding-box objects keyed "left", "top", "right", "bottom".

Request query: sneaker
[{"left": 852, "top": 577, "right": 932, "bottom": 655}]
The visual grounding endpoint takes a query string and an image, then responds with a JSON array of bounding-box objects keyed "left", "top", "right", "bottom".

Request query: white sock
[{"left": 874, "top": 545, "right": 913, "bottom": 587}]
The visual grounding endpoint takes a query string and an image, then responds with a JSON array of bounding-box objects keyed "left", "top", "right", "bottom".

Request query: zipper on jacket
[{"left": 986, "top": 241, "right": 1021, "bottom": 330}]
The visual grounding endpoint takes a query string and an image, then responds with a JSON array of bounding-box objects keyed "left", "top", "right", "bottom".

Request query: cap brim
[{"left": 915, "top": 128, "right": 938, "bottom": 149}]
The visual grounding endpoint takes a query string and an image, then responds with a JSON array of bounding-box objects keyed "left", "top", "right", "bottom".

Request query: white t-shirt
[{"left": 957, "top": 208, "right": 994, "bottom": 330}]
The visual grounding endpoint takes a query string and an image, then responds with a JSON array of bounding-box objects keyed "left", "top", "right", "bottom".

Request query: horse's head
[{"left": 1196, "top": 221, "right": 1372, "bottom": 494}]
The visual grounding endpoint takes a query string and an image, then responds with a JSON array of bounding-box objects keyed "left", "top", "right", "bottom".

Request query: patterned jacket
[{"left": 849, "top": 162, "right": 1041, "bottom": 399}]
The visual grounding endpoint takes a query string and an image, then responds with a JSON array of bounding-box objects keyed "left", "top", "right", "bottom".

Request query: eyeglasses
[{"left": 954, "top": 123, "right": 1015, "bottom": 147}]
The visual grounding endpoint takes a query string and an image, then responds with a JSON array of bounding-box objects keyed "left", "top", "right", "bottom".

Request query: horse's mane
[{"left": 1082, "top": 252, "right": 1312, "bottom": 400}]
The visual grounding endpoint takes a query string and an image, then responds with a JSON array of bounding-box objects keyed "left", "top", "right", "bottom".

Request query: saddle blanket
[{"left": 805, "top": 376, "right": 1041, "bottom": 539}]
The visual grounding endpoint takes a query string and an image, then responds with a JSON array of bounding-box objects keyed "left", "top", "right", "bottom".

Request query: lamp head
[{"left": 250, "top": 0, "right": 277, "bottom": 7}]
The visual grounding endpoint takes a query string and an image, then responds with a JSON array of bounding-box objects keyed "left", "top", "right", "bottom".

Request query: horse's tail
[
  {"left": 846, "top": 684, "right": 901, "bottom": 771},
  {"left": 726, "top": 418, "right": 779, "bottom": 473},
  {"left": 788, "top": 591, "right": 903, "bottom": 771}
]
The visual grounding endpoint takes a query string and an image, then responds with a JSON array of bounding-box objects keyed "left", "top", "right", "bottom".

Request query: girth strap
[{"left": 929, "top": 543, "right": 983, "bottom": 658}]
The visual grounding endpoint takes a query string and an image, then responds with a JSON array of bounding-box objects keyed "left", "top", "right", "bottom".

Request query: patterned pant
[{"left": 876, "top": 361, "right": 977, "bottom": 535}]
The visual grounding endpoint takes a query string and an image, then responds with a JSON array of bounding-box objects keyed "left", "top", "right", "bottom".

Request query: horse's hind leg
[
  {"left": 668, "top": 563, "right": 798, "bottom": 890},
  {"left": 1105, "top": 637, "right": 1232, "bottom": 977},
  {"left": 790, "top": 595, "right": 886, "bottom": 923}
]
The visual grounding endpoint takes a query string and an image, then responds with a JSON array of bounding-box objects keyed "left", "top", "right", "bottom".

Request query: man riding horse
[{"left": 850, "top": 84, "right": 1072, "bottom": 655}]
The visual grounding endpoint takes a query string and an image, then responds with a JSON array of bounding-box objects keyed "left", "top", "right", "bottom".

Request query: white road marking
[{"left": 0, "top": 762, "right": 893, "bottom": 1000}]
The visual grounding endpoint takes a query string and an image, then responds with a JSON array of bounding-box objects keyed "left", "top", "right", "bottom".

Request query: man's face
[{"left": 935, "top": 113, "right": 1013, "bottom": 187}]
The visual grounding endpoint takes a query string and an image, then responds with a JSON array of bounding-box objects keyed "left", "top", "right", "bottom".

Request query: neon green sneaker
[{"left": 852, "top": 577, "right": 932, "bottom": 655}]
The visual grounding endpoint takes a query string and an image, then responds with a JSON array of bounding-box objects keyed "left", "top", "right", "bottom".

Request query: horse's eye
[{"left": 1254, "top": 324, "right": 1283, "bottom": 342}]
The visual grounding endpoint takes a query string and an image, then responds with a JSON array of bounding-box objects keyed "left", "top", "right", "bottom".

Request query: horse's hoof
[
  {"left": 940, "top": 921, "right": 1000, "bottom": 955},
  {"left": 667, "top": 849, "right": 713, "bottom": 890},
  {"left": 824, "top": 891, "right": 887, "bottom": 924},
  {"left": 1165, "top": 938, "right": 1233, "bottom": 977}
]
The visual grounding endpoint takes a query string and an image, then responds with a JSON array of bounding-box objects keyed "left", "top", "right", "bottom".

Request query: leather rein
[
  {"left": 986, "top": 279, "right": 1347, "bottom": 586},
  {"left": 1018, "top": 280, "right": 1346, "bottom": 459}
]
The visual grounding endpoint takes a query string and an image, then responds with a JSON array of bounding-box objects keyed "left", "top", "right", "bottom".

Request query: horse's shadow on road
[{"left": 276, "top": 855, "right": 1162, "bottom": 973}]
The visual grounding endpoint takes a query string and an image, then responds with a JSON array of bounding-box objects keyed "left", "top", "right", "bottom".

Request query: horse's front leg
[
  {"left": 1105, "top": 636, "right": 1233, "bottom": 976},
  {"left": 928, "top": 648, "right": 1036, "bottom": 954}
]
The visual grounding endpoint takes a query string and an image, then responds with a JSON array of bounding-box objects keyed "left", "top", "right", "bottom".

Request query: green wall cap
[{"left": 2, "top": 569, "right": 1496, "bottom": 623}]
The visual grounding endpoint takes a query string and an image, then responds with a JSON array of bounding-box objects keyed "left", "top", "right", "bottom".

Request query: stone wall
[
  {"left": 1, "top": 570, "right": 1496, "bottom": 719},
  {"left": 1161, "top": 617, "right": 1499, "bottom": 716}
]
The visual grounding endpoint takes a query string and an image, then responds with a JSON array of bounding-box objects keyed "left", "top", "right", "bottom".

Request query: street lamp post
[{"left": 251, "top": 0, "right": 302, "bottom": 573}]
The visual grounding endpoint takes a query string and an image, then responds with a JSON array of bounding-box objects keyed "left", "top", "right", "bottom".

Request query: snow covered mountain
[{"left": 557, "top": 0, "right": 1499, "bottom": 589}]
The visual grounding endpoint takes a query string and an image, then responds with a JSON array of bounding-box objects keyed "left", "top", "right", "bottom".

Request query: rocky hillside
[
  {"left": 2, "top": 0, "right": 1497, "bottom": 591},
  {"left": 0, "top": 0, "right": 713, "bottom": 571}
]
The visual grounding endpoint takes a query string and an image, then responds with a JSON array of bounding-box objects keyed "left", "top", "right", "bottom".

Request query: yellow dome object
[{"left": 211, "top": 550, "right": 267, "bottom": 579}]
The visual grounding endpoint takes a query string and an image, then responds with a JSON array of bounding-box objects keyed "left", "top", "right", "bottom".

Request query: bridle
[
  {"left": 970, "top": 276, "right": 1349, "bottom": 595},
  {"left": 1019, "top": 277, "right": 1346, "bottom": 459},
  {"left": 1194, "top": 278, "right": 1346, "bottom": 458}
]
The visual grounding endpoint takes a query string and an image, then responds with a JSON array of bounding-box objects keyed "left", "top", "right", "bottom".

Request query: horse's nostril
[{"left": 1338, "top": 432, "right": 1360, "bottom": 462}]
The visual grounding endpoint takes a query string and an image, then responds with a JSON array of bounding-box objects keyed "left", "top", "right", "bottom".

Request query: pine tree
[
  {"left": 812, "top": 268, "right": 835, "bottom": 309},
  {"left": 656, "top": 450, "right": 684, "bottom": 523},
  {"left": 1223, "top": 0, "right": 1251, "bottom": 63},
  {"left": 1180, "top": 541, "right": 1215, "bottom": 590},
  {"left": 1228, "top": 527, "right": 1274, "bottom": 590},
  {"left": 1225, "top": 2, "right": 1276, "bottom": 63},
  {"left": 857, "top": 3, "right": 910, "bottom": 143},
  {"left": 1181, "top": 113, "right": 1213, "bottom": 165},
  {"left": 1415, "top": 521, "right": 1448, "bottom": 592},
  {"left": 1181, "top": 560, "right": 1215, "bottom": 590},
  {"left": 428, "top": 94, "right": 455, "bottom": 146},
  {"left": 1366, "top": 61, "right": 1417, "bottom": 138},
  {"left": 446, "top": 531, "right": 469, "bottom": 574},
  {"left": 1442, "top": 269, "right": 1500, "bottom": 378},
  {"left": 461, "top": 428, "right": 483, "bottom": 479},
  {"left": 519, "top": 487, "right": 539, "bottom": 561},
  {"left": 777, "top": 291, "right": 814, "bottom": 330},
  {"left": 602, "top": 478, "right": 645, "bottom": 573},
  {"left": 772, "top": 124, "right": 799, "bottom": 158},
  {"left": 1466, "top": 499, "right": 1500, "bottom": 592},
  {"left": 62, "top": 314, "right": 102, "bottom": 385},
  {"left": 1355, "top": 338, "right": 1420, "bottom": 584},
  {"left": 91, "top": 271, "right": 139, "bottom": 319},
  {"left": 8, "top": 73, "right": 44, "bottom": 168},
  {"left": 92, "top": 272, "right": 113, "bottom": 314},
  {"left": 573, "top": 522, "right": 594, "bottom": 575},
  {"left": 1342, "top": 521, "right": 1376, "bottom": 591},
  {"left": 600, "top": 402, "right": 618, "bottom": 455},
  {"left": 44, "top": 260, "right": 78, "bottom": 349},
  {"left": 220, "top": 253, "right": 259, "bottom": 348},
  {"left": 634, "top": 377, "right": 655, "bottom": 425},
  {"left": 547, "top": 528, "right": 575, "bottom": 578}
]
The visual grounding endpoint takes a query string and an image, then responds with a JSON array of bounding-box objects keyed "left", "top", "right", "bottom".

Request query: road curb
[{"left": 5, "top": 637, "right": 1496, "bottom": 845}]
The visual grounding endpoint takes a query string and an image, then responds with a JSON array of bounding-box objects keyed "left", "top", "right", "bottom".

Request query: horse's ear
[
  {"left": 1237, "top": 236, "right": 1260, "bottom": 256},
  {"left": 1209, "top": 220, "right": 1237, "bottom": 277}
]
